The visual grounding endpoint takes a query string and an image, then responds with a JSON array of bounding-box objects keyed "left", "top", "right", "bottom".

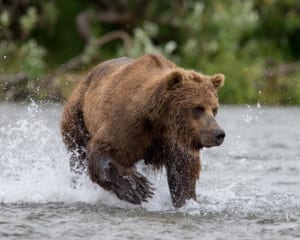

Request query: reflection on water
[{"left": 0, "top": 103, "right": 299, "bottom": 239}]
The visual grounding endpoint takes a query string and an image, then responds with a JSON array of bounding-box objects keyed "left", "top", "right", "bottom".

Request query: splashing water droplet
[{"left": 257, "top": 102, "right": 261, "bottom": 108}]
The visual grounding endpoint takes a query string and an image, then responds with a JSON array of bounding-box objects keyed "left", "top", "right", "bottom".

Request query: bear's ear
[
  {"left": 167, "top": 71, "right": 183, "bottom": 90},
  {"left": 210, "top": 74, "right": 225, "bottom": 90}
]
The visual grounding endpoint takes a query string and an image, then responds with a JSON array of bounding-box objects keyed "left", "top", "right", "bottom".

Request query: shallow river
[{"left": 0, "top": 103, "right": 299, "bottom": 240}]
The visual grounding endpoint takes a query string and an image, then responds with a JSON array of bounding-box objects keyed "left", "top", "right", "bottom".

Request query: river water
[{"left": 0, "top": 102, "right": 299, "bottom": 240}]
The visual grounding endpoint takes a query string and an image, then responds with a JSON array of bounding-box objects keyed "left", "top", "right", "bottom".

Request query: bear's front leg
[
  {"left": 165, "top": 145, "right": 201, "bottom": 208},
  {"left": 87, "top": 148, "right": 154, "bottom": 204},
  {"left": 144, "top": 141, "right": 201, "bottom": 208}
]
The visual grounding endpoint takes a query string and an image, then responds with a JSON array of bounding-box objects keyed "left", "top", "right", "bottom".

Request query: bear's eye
[
  {"left": 213, "top": 108, "right": 218, "bottom": 117},
  {"left": 192, "top": 106, "right": 204, "bottom": 119}
]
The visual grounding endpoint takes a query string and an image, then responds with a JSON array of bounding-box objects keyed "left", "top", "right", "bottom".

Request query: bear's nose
[{"left": 215, "top": 129, "right": 225, "bottom": 145}]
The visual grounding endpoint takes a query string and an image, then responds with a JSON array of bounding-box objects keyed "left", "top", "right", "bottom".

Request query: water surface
[{"left": 0, "top": 103, "right": 299, "bottom": 239}]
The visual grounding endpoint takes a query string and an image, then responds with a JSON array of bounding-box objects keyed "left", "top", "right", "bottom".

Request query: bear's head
[{"left": 161, "top": 69, "right": 225, "bottom": 150}]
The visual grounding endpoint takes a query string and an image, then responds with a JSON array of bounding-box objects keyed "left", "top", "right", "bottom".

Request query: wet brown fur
[{"left": 61, "top": 54, "right": 225, "bottom": 207}]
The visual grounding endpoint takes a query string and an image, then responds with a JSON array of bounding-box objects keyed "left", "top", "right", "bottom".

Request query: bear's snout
[
  {"left": 198, "top": 127, "right": 225, "bottom": 148},
  {"left": 214, "top": 129, "right": 225, "bottom": 145}
]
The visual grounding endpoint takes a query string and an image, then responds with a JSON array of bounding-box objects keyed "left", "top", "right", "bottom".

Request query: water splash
[
  {"left": 0, "top": 103, "right": 100, "bottom": 203},
  {"left": 0, "top": 103, "right": 171, "bottom": 209},
  {"left": 0, "top": 103, "right": 299, "bottom": 220}
]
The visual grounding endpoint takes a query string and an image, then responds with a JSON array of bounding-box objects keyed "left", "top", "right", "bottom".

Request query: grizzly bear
[{"left": 61, "top": 54, "right": 225, "bottom": 208}]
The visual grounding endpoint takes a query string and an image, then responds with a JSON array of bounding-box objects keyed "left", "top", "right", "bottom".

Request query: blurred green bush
[{"left": 0, "top": 0, "right": 300, "bottom": 104}]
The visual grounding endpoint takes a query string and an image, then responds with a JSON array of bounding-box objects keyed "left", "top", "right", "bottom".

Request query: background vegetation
[{"left": 1, "top": 0, "right": 300, "bottom": 104}]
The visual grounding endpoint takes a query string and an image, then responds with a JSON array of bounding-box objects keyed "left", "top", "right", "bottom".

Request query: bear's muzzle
[{"left": 214, "top": 129, "right": 225, "bottom": 146}]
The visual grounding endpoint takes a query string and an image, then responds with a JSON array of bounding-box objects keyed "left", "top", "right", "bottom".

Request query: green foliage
[
  {"left": 0, "top": 10, "right": 10, "bottom": 28},
  {"left": 20, "top": 7, "right": 38, "bottom": 35},
  {"left": 42, "top": 1, "right": 59, "bottom": 27},
  {"left": 0, "top": 0, "right": 300, "bottom": 104},
  {"left": 0, "top": 40, "right": 46, "bottom": 79},
  {"left": 118, "top": 25, "right": 177, "bottom": 59},
  {"left": 18, "top": 40, "right": 46, "bottom": 79},
  {"left": 178, "top": 0, "right": 260, "bottom": 103}
]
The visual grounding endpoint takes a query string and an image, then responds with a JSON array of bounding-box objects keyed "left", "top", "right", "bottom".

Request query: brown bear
[{"left": 60, "top": 54, "right": 225, "bottom": 208}]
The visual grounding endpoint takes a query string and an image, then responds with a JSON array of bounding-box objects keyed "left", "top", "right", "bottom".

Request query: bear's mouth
[
  {"left": 191, "top": 139, "right": 203, "bottom": 150},
  {"left": 192, "top": 136, "right": 218, "bottom": 150}
]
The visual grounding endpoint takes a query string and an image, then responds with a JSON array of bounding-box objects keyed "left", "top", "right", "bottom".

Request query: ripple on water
[{"left": 0, "top": 103, "right": 300, "bottom": 239}]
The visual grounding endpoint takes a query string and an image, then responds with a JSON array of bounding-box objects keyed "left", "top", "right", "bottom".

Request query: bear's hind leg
[
  {"left": 88, "top": 149, "right": 154, "bottom": 204},
  {"left": 61, "top": 100, "right": 90, "bottom": 173}
]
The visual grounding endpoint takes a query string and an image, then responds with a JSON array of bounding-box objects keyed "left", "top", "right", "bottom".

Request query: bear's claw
[
  {"left": 97, "top": 157, "right": 154, "bottom": 204},
  {"left": 110, "top": 170, "right": 154, "bottom": 204}
]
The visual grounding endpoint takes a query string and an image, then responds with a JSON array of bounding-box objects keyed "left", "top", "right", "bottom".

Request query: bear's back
[
  {"left": 84, "top": 57, "right": 134, "bottom": 86},
  {"left": 83, "top": 54, "right": 176, "bottom": 135}
]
